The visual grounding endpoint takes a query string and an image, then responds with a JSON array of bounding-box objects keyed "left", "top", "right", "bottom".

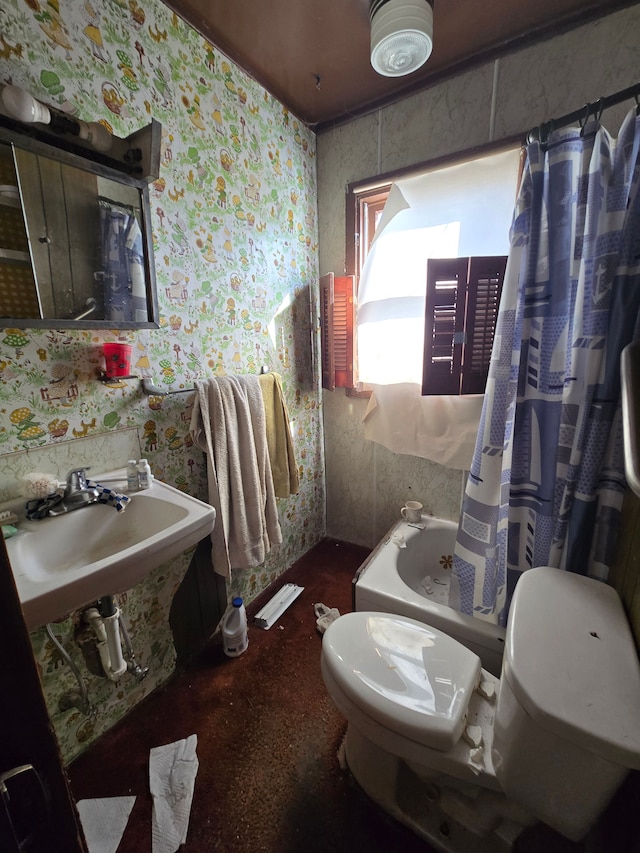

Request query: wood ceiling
[{"left": 166, "top": 0, "right": 635, "bottom": 130}]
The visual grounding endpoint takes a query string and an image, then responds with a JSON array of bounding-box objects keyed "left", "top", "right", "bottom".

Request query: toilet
[{"left": 321, "top": 566, "right": 640, "bottom": 852}]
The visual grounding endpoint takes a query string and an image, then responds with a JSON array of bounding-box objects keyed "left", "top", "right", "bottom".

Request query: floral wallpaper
[{"left": 1, "top": 0, "right": 322, "bottom": 762}]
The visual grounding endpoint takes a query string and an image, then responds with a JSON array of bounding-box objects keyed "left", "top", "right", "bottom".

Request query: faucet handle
[{"left": 66, "top": 467, "right": 90, "bottom": 491}]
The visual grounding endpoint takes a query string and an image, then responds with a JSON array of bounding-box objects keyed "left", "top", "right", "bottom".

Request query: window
[
  {"left": 355, "top": 188, "right": 389, "bottom": 276},
  {"left": 319, "top": 185, "right": 388, "bottom": 392},
  {"left": 321, "top": 143, "right": 521, "bottom": 395},
  {"left": 318, "top": 185, "right": 389, "bottom": 393}
]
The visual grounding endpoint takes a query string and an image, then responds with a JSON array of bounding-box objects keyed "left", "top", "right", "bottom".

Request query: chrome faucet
[{"left": 48, "top": 467, "right": 101, "bottom": 516}]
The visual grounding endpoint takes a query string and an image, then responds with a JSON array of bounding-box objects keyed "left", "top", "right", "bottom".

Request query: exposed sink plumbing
[
  {"left": 85, "top": 596, "right": 128, "bottom": 681},
  {"left": 46, "top": 623, "right": 96, "bottom": 718},
  {"left": 120, "top": 613, "right": 149, "bottom": 682},
  {"left": 84, "top": 596, "right": 148, "bottom": 682},
  {"left": 46, "top": 597, "right": 148, "bottom": 719}
]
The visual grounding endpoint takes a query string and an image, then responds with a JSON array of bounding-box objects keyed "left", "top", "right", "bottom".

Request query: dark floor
[{"left": 68, "top": 539, "right": 640, "bottom": 853}]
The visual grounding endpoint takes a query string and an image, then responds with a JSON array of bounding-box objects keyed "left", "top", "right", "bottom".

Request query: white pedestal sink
[{"left": 7, "top": 469, "right": 216, "bottom": 630}]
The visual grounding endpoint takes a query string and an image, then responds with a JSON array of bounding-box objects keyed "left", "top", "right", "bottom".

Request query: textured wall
[
  {"left": 317, "top": 5, "right": 640, "bottom": 548},
  {"left": 1, "top": 0, "right": 322, "bottom": 761}
]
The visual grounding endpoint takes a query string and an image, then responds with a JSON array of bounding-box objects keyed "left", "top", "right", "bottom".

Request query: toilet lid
[{"left": 322, "top": 612, "right": 481, "bottom": 752}]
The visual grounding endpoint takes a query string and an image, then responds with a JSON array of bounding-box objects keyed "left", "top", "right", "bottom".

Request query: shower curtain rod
[{"left": 528, "top": 81, "right": 640, "bottom": 147}]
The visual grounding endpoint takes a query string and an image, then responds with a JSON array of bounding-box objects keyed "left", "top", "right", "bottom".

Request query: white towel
[{"left": 189, "top": 375, "right": 282, "bottom": 578}]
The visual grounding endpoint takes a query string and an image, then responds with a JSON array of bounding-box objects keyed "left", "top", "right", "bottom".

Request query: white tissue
[
  {"left": 150, "top": 735, "right": 199, "bottom": 853},
  {"left": 76, "top": 796, "right": 136, "bottom": 853},
  {"left": 20, "top": 471, "right": 60, "bottom": 498},
  {"left": 478, "top": 680, "right": 496, "bottom": 701},
  {"left": 468, "top": 746, "right": 485, "bottom": 775},
  {"left": 462, "top": 725, "right": 483, "bottom": 749},
  {"left": 390, "top": 532, "right": 406, "bottom": 549}
]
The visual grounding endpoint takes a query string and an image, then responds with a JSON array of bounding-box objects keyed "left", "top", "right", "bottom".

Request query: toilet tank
[{"left": 492, "top": 567, "right": 640, "bottom": 841}]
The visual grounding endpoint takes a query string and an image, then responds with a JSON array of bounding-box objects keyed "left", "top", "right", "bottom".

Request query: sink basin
[{"left": 7, "top": 469, "right": 215, "bottom": 630}]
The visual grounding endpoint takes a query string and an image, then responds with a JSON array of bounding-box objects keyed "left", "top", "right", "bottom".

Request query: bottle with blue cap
[{"left": 222, "top": 596, "right": 248, "bottom": 657}]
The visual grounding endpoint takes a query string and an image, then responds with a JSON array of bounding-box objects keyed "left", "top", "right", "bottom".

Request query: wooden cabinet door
[{"left": 0, "top": 538, "right": 86, "bottom": 852}]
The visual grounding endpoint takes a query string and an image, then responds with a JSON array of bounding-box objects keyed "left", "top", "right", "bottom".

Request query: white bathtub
[{"left": 353, "top": 515, "right": 505, "bottom": 676}]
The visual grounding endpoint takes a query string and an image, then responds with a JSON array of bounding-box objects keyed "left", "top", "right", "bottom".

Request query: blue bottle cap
[{"left": 232, "top": 597, "right": 243, "bottom": 607}]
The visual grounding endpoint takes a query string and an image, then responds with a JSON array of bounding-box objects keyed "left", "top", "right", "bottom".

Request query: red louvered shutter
[
  {"left": 320, "top": 273, "right": 355, "bottom": 390},
  {"left": 320, "top": 273, "right": 335, "bottom": 391}
]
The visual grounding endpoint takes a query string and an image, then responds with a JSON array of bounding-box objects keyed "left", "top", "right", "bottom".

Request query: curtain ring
[
  {"left": 579, "top": 103, "right": 591, "bottom": 137},
  {"left": 593, "top": 98, "right": 604, "bottom": 126},
  {"left": 540, "top": 119, "right": 555, "bottom": 150}
]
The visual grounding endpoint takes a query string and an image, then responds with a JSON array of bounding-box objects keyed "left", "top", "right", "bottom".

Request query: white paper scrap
[
  {"left": 468, "top": 745, "right": 485, "bottom": 775},
  {"left": 150, "top": 734, "right": 199, "bottom": 853},
  {"left": 462, "top": 725, "right": 483, "bottom": 749},
  {"left": 76, "top": 796, "right": 136, "bottom": 853},
  {"left": 478, "top": 680, "right": 496, "bottom": 701},
  {"left": 390, "top": 532, "right": 406, "bottom": 549}
]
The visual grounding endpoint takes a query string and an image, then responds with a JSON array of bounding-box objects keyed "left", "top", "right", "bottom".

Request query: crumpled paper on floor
[
  {"left": 314, "top": 602, "right": 340, "bottom": 634},
  {"left": 76, "top": 796, "right": 136, "bottom": 853},
  {"left": 150, "top": 734, "right": 199, "bottom": 853}
]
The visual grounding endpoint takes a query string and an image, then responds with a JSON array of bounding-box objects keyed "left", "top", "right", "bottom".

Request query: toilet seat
[{"left": 322, "top": 611, "right": 481, "bottom": 752}]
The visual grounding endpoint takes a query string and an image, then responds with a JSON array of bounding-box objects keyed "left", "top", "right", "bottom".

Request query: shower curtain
[
  {"left": 99, "top": 197, "right": 144, "bottom": 322},
  {"left": 450, "top": 108, "right": 640, "bottom": 626}
]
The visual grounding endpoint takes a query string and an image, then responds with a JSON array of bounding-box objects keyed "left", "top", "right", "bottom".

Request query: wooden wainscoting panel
[{"left": 610, "top": 487, "right": 640, "bottom": 652}]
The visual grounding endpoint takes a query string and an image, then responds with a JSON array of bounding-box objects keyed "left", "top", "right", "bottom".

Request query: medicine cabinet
[{"left": 0, "top": 113, "right": 161, "bottom": 329}]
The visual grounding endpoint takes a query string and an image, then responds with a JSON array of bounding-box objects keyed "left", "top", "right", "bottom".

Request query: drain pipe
[
  {"left": 85, "top": 596, "right": 127, "bottom": 681},
  {"left": 119, "top": 611, "right": 149, "bottom": 681}
]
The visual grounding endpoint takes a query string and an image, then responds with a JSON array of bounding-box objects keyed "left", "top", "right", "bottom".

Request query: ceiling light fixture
[{"left": 370, "top": 0, "right": 434, "bottom": 78}]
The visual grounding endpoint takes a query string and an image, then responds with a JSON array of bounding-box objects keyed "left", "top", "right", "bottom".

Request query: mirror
[{"left": 0, "top": 122, "right": 158, "bottom": 329}]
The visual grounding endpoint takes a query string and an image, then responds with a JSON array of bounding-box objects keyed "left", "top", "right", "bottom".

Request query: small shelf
[
  {"left": 0, "top": 196, "right": 19, "bottom": 210},
  {"left": 0, "top": 247, "right": 30, "bottom": 264},
  {"left": 0, "top": 113, "right": 162, "bottom": 183},
  {"left": 97, "top": 370, "right": 139, "bottom": 383}
]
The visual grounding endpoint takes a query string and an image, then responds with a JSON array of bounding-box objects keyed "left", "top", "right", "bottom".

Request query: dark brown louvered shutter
[
  {"left": 422, "top": 258, "right": 468, "bottom": 395},
  {"left": 462, "top": 256, "right": 507, "bottom": 394},
  {"left": 320, "top": 273, "right": 355, "bottom": 390},
  {"left": 422, "top": 256, "right": 507, "bottom": 396}
]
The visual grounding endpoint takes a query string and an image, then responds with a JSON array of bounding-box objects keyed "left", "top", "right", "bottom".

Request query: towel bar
[
  {"left": 141, "top": 378, "right": 193, "bottom": 396},
  {"left": 141, "top": 367, "right": 270, "bottom": 396}
]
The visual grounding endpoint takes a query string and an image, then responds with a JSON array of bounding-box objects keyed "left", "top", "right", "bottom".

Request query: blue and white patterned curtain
[
  {"left": 99, "top": 197, "right": 142, "bottom": 323},
  {"left": 450, "top": 108, "right": 640, "bottom": 626}
]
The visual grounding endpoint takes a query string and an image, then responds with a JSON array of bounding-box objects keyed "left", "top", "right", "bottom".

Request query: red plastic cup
[{"left": 103, "top": 342, "right": 132, "bottom": 377}]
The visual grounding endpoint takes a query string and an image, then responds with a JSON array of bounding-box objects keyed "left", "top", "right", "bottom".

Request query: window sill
[{"left": 345, "top": 384, "right": 372, "bottom": 399}]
